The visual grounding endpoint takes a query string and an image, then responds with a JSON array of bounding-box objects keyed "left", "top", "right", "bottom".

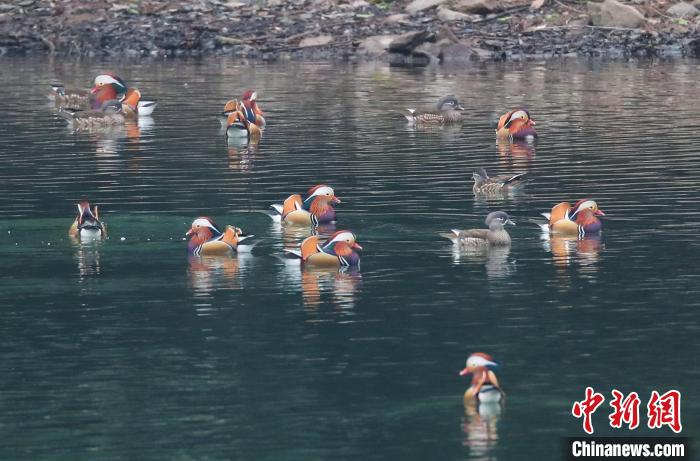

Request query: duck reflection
[
  {"left": 461, "top": 400, "right": 501, "bottom": 460},
  {"left": 71, "top": 239, "right": 102, "bottom": 278},
  {"left": 451, "top": 246, "right": 515, "bottom": 280},
  {"left": 300, "top": 267, "right": 363, "bottom": 310},
  {"left": 543, "top": 234, "right": 603, "bottom": 284},
  {"left": 496, "top": 139, "right": 536, "bottom": 170},
  {"left": 187, "top": 254, "right": 252, "bottom": 295},
  {"left": 270, "top": 221, "right": 336, "bottom": 252},
  {"left": 227, "top": 143, "right": 258, "bottom": 171}
]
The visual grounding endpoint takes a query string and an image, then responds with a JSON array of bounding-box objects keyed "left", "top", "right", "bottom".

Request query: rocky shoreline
[{"left": 1, "top": 0, "right": 699, "bottom": 63}]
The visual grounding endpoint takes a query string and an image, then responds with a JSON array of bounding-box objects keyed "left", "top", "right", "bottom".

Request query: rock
[
  {"left": 666, "top": 2, "right": 699, "bottom": 18},
  {"left": 298, "top": 35, "right": 334, "bottom": 48},
  {"left": 436, "top": 6, "right": 474, "bottom": 20},
  {"left": 406, "top": 0, "right": 448, "bottom": 14},
  {"left": 451, "top": 0, "right": 501, "bottom": 15},
  {"left": 388, "top": 30, "right": 433, "bottom": 53},
  {"left": 385, "top": 13, "right": 412, "bottom": 24},
  {"left": 587, "top": 0, "right": 645, "bottom": 28},
  {"left": 530, "top": 0, "right": 546, "bottom": 10},
  {"left": 441, "top": 42, "right": 491, "bottom": 62},
  {"left": 358, "top": 34, "right": 400, "bottom": 56}
]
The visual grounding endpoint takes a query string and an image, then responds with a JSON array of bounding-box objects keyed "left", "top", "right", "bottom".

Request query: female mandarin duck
[
  {"left": 472, "top": 168, "right": 528, "bottom": 195},
  {"left": 59, "top": 100, "right": 125, "bottom": 129},
  {"left": 441, "top": 211, "right": 515, "bottom": 248},
  {"left": 186, "top": 217, "right": 254, "bottom": 256},
  {"left": 540, "top": 199, "right": 605, "bottom": 236},
  {"left": 403, "top": 95, "right": 464, "bottom": 125},
  {"left": 240, "top": 90, "right": 266, "bottom": 128},
  {"left": 268, "top": 185, "right": 341, "bottom": 226},
  {"left": 496, "top": 109, "right": 537, "bottom": 141},
  {"left": 285, "top": 230, "right": 362, "bottom": 268},
  {"left": 459, "top": 353, "right": 505, "bottom": 404},
  {"left": 69, "top": 201, "right": 107, "bottom": 240}
]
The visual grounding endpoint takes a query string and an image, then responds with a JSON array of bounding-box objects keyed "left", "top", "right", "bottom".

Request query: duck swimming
[
  {"left": 69, "top": 201, "right": 106, "bottom": 240},
  {"left": 284, "top": 230, "right": 362, "bottom": 268},
  {"left": 539, "top": 199, "right": 605, "bottom": 236},
  {"left": 441, "top": 211, "right": 515, "bottom": 248},
  {"left": 496, "top": 108, "right": 537, "bottom": 141},
  {"left": 472, "top": 168, "right": 528, "bottom": 195},
  {"left": 268, "top": 185, "right": 341, "bottom": 226},
  {"left": 186, "top": 217, "right": 254, "bottom": 256},
  {"left": 403, "top": 95, "right": 464, "bottom": 125},
  {"left": 51, "top": 73, "right": 157, "bottom": 116},
  {"left": 459, "top": 353, "right": 505, "bottom": 404}
]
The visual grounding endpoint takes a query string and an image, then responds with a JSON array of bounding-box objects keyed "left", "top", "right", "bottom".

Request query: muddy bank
[{"left": 1, "top": 0, "right": 699, "bottom": 62}]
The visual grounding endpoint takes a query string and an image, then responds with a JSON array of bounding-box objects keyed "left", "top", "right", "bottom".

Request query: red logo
[{"left": 572, "top": 388, "right": 682, "bottom": 434}]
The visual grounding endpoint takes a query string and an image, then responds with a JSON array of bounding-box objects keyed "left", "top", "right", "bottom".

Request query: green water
[{"left": 0, "top": 58, "right": 698, "bottom": 460}]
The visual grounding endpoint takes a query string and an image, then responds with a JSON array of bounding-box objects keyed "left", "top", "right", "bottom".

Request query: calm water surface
[{"left": 1, "top": 57, "right": 699, "bottom": 460}]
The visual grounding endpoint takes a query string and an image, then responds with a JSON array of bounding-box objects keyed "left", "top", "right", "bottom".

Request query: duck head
[
  {"left": 437, "top": 95, "right": 464, "bottom": 112},
  {"left": 306, "top": 185, "right": 341, "bottom": 205},
  {"left": 485, "top": 211, "right": 515, "bottom": 229},
  {"left": 241, "top": 89, "right": 257, "bottom": 102},
  {"left": 499, "top": 109, "right": 537, "bottom": 139},
  {"left": 459, "top": 352, "right": 500, "bottom": 377},
  {"left": 91, "top": 73, "right": 128, "bottom": 98},
  {"left": 186, "top": 217, "right": 223, "bottom": 243},
  {"left": 76, "top": 201, "right": 103, "bottom": 231},
  {"left": 570, "top": 199, "right": 605, "bottom": 218},
  {"left": 323, "top": 230, "right": 363, "bottom": 251}
]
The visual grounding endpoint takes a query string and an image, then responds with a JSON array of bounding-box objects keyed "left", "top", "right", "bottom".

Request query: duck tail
[
  {"left": 528, "top": 218, "right": 550, "bottom": 233},
  {"left": 503, "top": 172, "right": 527, "bottom": 185},
  {"left": 439, "top": 230, "right": 460, "bottom": 242},
  {"left": 402, "top": 109, "right": 416, "bottom": 123},
  {"left": 282, "top": 248, "right": 303, "bottom": 259}
]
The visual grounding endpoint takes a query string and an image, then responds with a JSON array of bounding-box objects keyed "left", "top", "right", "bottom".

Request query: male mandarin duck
[
  {"left": 496, "top": 109, "right": 537, "bottom": 141},
  {"left": 472, "top": 168, "right": 528, "bottom": 195},
  {"left": 69, "top": 201, "right": 107, "bottom": 240},
  {"left": 403, "top": 95, "right": 464, "bottom": 125},
  {"left": 186, "top": 217, "right": 254, "bottom": 256},
  {"left": 58, "top": 100, "right": 125, "bottom": 129},
  {"left": 539, "top": 199, "right": 605, "bottom": 236},
  {"left": 268, "top": 185, "right": 341, "bottom": 226},
  {"left": 285, "top": 230, "right": 362, "bottom": 268},
  {"left": 459, "top": 353, "right": 505, "bottom": 404},
  {"left": 441, "top": 211, "right": 515, "bottom": 248},
  {"left": 220, "top": 99, "right": 241, "bottom": 125},
  {"left": 240, "top": 89, "right": 266, "bottom": 128}
]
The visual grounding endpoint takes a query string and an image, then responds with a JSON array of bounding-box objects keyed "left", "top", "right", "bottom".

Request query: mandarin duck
[
  {"left": 403, "top": 95, "right": 464, "bottom": 125},
  {"left": 58, "top": 100, "right": 125, "bottom": 129},
  {"left": 268, "top": 185, "right": 341, "bottom": 226},
  {"left": 472, "top": 168, "right": 528, "bottom": 195},
  {"left": 538, "top": 199, "right": 605, "bottom": 236},
  {"left": 496, "top": 109, "right": 537, "bottom": 141},
  {"left": 441, "top": 211, "right": 515, "bottom": 248},
  {"left": 186, "top": 217, "right": 254, "bottom": 256},
  {"left": 220, "top": 99, "right": 241, "bottom": 126},
  {"left": 69, "top": 201, "right": 107, "bottom": 240},
  {"left": 240, "top": 90, "right": 266, "bottom": 128},
  {"left": 459, "top": 353, "right": 505, "bottom": 404},
  {"left": 226, "top": 109, "right": 262, "bottom": 144},
  {"left": 284, "top": 230, "right": 362, "bottom": 268}
]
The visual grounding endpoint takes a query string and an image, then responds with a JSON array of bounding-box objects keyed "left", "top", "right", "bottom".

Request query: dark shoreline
[{"left": 2, "top": 0, "right": 699, "bottom": 63}]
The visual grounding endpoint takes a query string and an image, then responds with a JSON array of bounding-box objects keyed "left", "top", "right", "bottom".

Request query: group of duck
[
  {"left": 57, "top": 75, "right": 606, "bottom": 406},
  {"left": 50, "top": 73, "right": 157, "bottom": 128}
]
